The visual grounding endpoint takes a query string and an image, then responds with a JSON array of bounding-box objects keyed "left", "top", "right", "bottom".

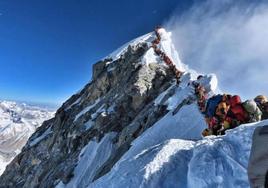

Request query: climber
[
  {"left": 154, "top": 26, "right": 162, "bottom": 40},
  {"left": 225, "top": 95, "right": 249, "bottom": 125},
  {"left": 162, "top": 54, "right": 172, "bottom": 65},
  {"left": 213, "top": 97, "right": 231, "bottom": 135},
  {"left": 194, "top": 84, "right": 224, "bottom": 136},
  {"left": 151, "top": 26, "right": 184, "bottom": 85},
  {"left": 201, "top": 94, "right": 250, "bottom": 136},
  {"left": 213, "top": 95, "right": 249, "bottom": 135},
  {"left": 152, "top": 38, "right": 160, "bottom": 45},
  {"left": 172, "top": 76, "right": 205, "bottom": 116},
  {"left": 204, "top": 94, "right": 223, "bottom": 118},
  {"left": 196, "top": 85, "right": 207, "bottom": 113},
  {"left": 255, "top": 95, "right": 268, "bottom": 104},
  {"left": 215, "top": 98, "right": 263, "bottom": 135},
  {"left": 254, "top": 95, "right": 268, "bottom": 120},
  {"left": 188, "top": 75, "right": 204, "bottom": 88},
  {"left": 175, "top": 70, "right": 183, "bottom": 85},
  {"left": 242, "top": 100, "right": 262, "bottom": 122},
  {"left": 192, "top": 78, "right": 236, "bottom": 136}
]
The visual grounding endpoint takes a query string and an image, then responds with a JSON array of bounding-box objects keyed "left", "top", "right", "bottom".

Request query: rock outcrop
[
  {"left": 0, "top": 30, "right": 178, "bottom": 188},
  {"left": 0, "top": 27, "right": 256, "bottom": 188}
]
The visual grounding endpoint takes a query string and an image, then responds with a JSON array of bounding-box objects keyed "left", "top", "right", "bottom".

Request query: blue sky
[{"left": 0, "top": 0, "right": 192, "bottom": 105}]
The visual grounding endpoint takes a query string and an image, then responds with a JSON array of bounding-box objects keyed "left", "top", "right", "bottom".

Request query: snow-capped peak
[
  {"left": 106, "top": 28, "right": 187, "bottom": 73},
  {"left": 156, "top": 28, "right": 187, "bottom": 71},
  {"left": 0, "top": 28, "right": 259, "bottom": 188}
]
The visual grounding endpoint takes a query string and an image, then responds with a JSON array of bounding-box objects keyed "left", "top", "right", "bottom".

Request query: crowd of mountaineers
[
  {"left": 152, "top": 27, "right": 268, "bottom": 137},
  {"left": 194, "top": 79, "right": 268, "bottom": 136}
]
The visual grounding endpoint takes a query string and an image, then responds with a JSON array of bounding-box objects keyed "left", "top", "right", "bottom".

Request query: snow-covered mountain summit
[
  {"left": 0, "top": 28, "right": 262, "bottom": 188},
  {"left": 0, "top": 100, "right": 55, "bottom": 175}
]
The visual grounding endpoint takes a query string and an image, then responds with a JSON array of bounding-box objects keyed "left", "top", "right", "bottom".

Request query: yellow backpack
[{"left": 215, "top": 101, "right": 230, "bottom": 118}]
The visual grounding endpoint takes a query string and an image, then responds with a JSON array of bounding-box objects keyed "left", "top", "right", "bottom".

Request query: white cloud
[{"left": 164, "top": 0, "right": 268, "bottom": 100}]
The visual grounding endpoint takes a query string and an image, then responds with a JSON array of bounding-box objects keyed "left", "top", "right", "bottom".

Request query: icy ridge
[{"left": 0, "top": 28, "right": 257, "bottom": 188}]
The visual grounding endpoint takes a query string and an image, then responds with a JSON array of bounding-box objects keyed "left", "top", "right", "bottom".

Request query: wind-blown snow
[
  {"left": 87, "top": 67, "right": 257, "bottom": 188},
  {"left": 58, "top": 29, "right": 258, "bottom": 188},
  {"left": 157, "top": 28, "right": 187, "bottom": 72}
]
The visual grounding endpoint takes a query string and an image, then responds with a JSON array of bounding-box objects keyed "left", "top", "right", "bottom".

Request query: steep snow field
[
  {"left": 0, "top": 100, "right": 54, "bottom": 175},
  {"left": 90, "top": 121, "right": 265, "bottom": 188},
  {"left": 60, "top": 70, "right": 260, "bottom": 188},
  {"left": 56, "top": 29, "right": 260, "bottom": 188}
]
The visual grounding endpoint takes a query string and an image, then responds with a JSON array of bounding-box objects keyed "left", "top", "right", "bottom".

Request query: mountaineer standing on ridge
[{"left": 254, "top": 95, "right": 268, "bottom": 120}]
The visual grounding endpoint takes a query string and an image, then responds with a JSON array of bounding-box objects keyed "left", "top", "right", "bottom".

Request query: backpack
[
  {"left": 229, "top": 95, "right": 241, "bottom": 107},
  {"left": 215, "top": 101, "right": 230, "bottom": 118},
  {"left": 242, "top": 100, "right": 262, "bottom": 122},
  {"left": 228, "top": 96, "right": 249, "bottom": 123},
  {"left": 205, "top": 94, "right": 223, "bottom": 118}
]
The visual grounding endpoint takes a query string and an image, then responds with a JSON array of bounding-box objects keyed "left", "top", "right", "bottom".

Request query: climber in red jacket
[{"left": 226, "top": 95, "right": 249, "bottom": 126}]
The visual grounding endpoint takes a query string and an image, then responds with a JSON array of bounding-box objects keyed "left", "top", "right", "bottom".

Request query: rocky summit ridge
[{"left": 0, "top": 28, "right": 259, "bottom": 188}]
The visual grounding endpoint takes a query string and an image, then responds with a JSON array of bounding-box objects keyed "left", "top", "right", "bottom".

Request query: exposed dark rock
[{"left": 0, "top": 42, "right": 176, "bottom": 188}]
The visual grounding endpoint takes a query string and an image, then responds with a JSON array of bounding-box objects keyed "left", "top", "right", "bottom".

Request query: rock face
[
  {"left": 0, "top": 30, "right": 177, "bottom": 188},
  {"left": 0, "top": 28, "right": 255, "bottom": 188}
]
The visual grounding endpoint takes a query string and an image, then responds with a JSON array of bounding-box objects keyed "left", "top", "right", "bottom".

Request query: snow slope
[
  {"left": 88, "top": 72, "right": 261, "bottom": 188},
  {"left": 90, "top": 120, "right": 264, "bottom": 188},
  {"left": 50, "top": 28, "right": 261, "bottom": 188},
  {"left": 0, "top": 100, "right": 54, "bottom": 175},
  {"left": 106, "top": 33, "right": 154, "bottom": 61},
  {"left": 62, "top": 29, "right": 259, "bottom": 188},
  {"left": 7, "top": 28, "right": 259, "bottom": 188}
]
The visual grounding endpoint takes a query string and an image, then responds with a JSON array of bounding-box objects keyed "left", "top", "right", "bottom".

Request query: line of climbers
[
  {"left": 192, "top": 77, "right": 268, "bottom": 136},
  {"left": 151, "top": 26, "right": 183, "bottom": 84},
  {"left": 151, "top": 26, "right": 267, "bottom": 137}
]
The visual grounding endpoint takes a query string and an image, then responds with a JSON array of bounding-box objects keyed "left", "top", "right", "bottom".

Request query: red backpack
[
  {"left": 229, "top": 95, "right": 241, "bottom": 107},
  {"left": 228, "top": 95, "right": 249, "bottom": 123}
]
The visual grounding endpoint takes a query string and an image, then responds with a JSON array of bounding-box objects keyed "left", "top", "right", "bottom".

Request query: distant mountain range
[{"left": 0, "top": 100, "right": 55, "bottom": 175}]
